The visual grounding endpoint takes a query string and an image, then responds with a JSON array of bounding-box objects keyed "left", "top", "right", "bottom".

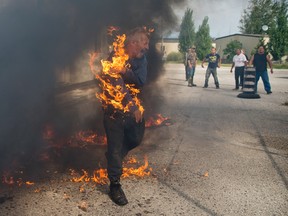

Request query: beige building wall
[
  {"left": 156, "top": 39, "right": 179, "bottom": 58},
  {"left": 215, "top": 34, "right": 269, "bottom": 59}
]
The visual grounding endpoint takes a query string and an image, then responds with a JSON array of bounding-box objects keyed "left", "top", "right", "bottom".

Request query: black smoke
[{"left": 0, "top": 0, "right": 186, "bottom": 171}]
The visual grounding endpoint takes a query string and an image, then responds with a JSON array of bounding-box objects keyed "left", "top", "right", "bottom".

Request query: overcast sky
[{"left": 172, "top": 0, "right": 249, "bottom": 38}]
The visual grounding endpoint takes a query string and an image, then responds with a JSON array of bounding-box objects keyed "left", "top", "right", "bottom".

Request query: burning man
[{"left": 103, "top": 27, "right": 149, "bottom": 206}]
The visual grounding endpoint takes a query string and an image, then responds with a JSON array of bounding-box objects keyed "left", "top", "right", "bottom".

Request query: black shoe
[
  {"left": 109, "top": 181, "right": 128, "bottom": 206},
  {"left": 203, "top": 86, "right": 208, "bottom": 88},
  {"left": 192, "top": 84, "right": 197, "bottom": 87},
  {"left": 267, "top": 91, "right": 272, "bottom": 94},
  {"left": 216, "top": 86, "right": 220, "bottom": 89}
]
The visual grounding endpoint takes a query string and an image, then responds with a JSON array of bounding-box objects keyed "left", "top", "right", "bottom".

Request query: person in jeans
[
  {"left": 184, "top": 48, "right": 191, "bottom": 81},
  {"left": 187, "top": 46, "right": 198, "bottom": 87},
  {"left": 249, "top": 46, "right": 273, "bottom": 94},
  {"left": 230, "top": 48, "right": 247, "bottom": 90},
  {"left": 201, "top": 47, "right": 221, "bottom": 89}
]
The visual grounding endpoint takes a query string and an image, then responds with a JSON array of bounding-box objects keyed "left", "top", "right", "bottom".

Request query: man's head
[
  {"left": 236, "top": 48, "right": 241, "bottom": 55},
  {"left": 258, "top": 46, "right": 265, "bottom": 54},
  {"left": 191, "top": 46, "right": 196, "bottom": 52},
  {"left": 125, "top": 27, "right": 150, "bottom": 59},
  {"left": 211, "top": 47, "right": 216, "bottom": 54}
]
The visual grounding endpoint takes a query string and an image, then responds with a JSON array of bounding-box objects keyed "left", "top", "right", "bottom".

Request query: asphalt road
[{"left": 0, "top": 64, "right": 287, "bottom": 216}]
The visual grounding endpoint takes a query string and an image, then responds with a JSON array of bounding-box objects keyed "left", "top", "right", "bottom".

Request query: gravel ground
[{"left": 1, "top": 64, "right": 287, "bottom": 216}]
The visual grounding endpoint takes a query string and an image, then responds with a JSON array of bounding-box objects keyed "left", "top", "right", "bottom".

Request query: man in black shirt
[
  {"left": 201, "top": 47, "right": 221, "bottom": 89},
  {"left": 249, "top": 46, "right": 273, "bottom": 94}
]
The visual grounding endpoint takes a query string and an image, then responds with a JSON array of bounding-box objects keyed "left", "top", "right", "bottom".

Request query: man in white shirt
[{"left": 230, "top": 48, "right": 247, "bottom": 90}]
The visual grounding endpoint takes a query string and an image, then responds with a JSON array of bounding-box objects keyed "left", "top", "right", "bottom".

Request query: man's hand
[
  {"left": 133, "top": 109, "right": 142, "bottom": 123},
  {"left": 230, "top": 69, "right": 233, "bottom": 73},
  {"left": 201, "top": 64, "right": 204, "bottom": 68},
  {"left": 271, "top": 69, "right": 274, "bottom": 74}
]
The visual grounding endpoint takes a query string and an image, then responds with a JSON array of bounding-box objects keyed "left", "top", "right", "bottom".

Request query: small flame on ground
[
  {"left": 70, "top": 156, "right": 151, "bottom": 185},
  {"left": 145, "top": 114, "right": 170, "bottom": 128},
  {"left": 2, "top": 175, "right": 35, "bottom": 187},
  {"left": 75, "top": 130, "right": 107, "bottom": 145}
]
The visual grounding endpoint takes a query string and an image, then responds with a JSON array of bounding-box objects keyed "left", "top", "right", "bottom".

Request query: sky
[{"left": 172, "top": 0, "right": 249, "bottom": 38}]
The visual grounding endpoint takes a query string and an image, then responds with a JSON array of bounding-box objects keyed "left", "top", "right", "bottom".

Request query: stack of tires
[{"left": 237, "top": 66, "right": 260, "bottom": 99}]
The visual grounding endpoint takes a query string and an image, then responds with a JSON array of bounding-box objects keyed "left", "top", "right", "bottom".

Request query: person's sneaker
[
  {"left": 188, "top": 83, "right": 192, "bottom": 87},
  {"left": 216, "top": 86, "right": 220, "bottom": 89},
  {"left": 203, "top": 86, "right": 208, "bottom": 88},
  {"left": 192, "top": 84, "right": 197, "bottom": 87},
  {"left": 109, "top": 181, "right": 128, "bottom": 206},
  {"left": 267, "top": 91, "right": 272, "bottom": 94}
]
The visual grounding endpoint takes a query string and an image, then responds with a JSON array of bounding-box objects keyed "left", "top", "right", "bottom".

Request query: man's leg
[
  {"left": 187, "top": 67, "right": 192, "bottom": 87},
  {"left": 261, "top": 70, "right": 272, "bottom": 93},
  {"left": 234, "top": 67, "right": 240, "bottom": 89},
  {"left": 103, "top": 114, "right": 128, "bottom": 206},
  {"left": 254, "top": 71, "right": 261, "bottom": 93},
  {"left": 122, "top": 116, "right": 145, "bottom": 158},
  {"left": 204, "top": 68, "right": 211, "bottom": 87},
  {"left": 212, "top": 68, "right": 220, "bottom": 88},
  {"left": 191, "top": 67, "right": 197, "bottom": 86},
  {"left": 240, "top": 67, "right": 244, "bottom": 89}
]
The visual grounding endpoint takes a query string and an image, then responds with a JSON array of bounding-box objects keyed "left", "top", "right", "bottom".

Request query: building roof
[
  {"left": 215, "top": 33, "right": 267, "bottom": 40},
  {"left": 161, "top": 38, "right": 179, "bottom": 43}
]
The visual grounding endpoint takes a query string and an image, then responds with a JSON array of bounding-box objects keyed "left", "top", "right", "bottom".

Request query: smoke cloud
[{"left": 0, "top": 0, "right": 186, "bottom": 171}]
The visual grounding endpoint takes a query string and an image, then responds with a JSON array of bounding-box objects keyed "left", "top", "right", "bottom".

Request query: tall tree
[
  {"left": 268, "top": 0, "right": 288, "bottom": 61},
  {"left": 223, "top": 40, "right": 243, "bottom": 62},
  {"left": 178, "top": 8, "right": 196, "bottom": 54},
  {"left": 195, "top": 16, "right": 212, "bottom": 60},
  {"left": 239, "top": 0, "right": 275, "bottom": 34}
]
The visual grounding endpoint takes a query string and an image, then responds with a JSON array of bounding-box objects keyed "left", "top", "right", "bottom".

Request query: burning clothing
[{"left": 103, "top": 54, "right": 147, "bottom": 181}]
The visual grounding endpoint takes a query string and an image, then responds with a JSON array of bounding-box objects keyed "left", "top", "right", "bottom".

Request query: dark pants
[
  {"left": 104, "top": 112, "right": 145, "bottom": 181},
  {"left": 235, "top": 66, "right": 245, "bottom": 89}
]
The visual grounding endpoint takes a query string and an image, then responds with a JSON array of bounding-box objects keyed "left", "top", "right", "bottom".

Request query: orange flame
[
  {"left": 89, "top": 28, "right": 144, "bottom": 115},
  {"left": 70, "top": 156, "right": 151, "bottom": 185},
  {"left": 75, "top": 130, "right": 107, "bottom": 145},
  {"left": 145, "top": 114, "right": 170, "bottom": 128},
  {"left": 122, "top": 155, "right": 151, "bottom": 178}
]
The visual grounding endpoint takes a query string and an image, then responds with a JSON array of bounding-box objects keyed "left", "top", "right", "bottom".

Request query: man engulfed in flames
[{"left": 97, "top": 27, "right": 150, "bottom": 206}]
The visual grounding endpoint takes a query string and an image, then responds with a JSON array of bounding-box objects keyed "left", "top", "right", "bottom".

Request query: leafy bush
[{"left": 166, "top": 52, "right": 184, "bottom": 62}]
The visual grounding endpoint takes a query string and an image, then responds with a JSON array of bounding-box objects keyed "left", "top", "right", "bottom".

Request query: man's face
[
  {"left": 211, "top": 48, "right": 216, "bottom": 54},
  {"left": 258, "top": 46, "right": 265, "bottom": 54},
  {"left": 127, "top": 34, "right": 149, "bottom": 58},
  {"left": 236, "top": 49, "right": 241, "bottom": 55}
]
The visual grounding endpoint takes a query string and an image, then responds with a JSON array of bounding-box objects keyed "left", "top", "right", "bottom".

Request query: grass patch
[{"left": 273, "top": 64, "right": 288, "bottom": 69}]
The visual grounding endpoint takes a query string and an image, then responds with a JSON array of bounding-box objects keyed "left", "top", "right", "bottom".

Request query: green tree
[
  {"left": 239, "top": 0, "right": 275, "bottom": 34},
  {"left": 252, "top": 37, "right": 269, "bottom": 56},
  {"left": 178, "top": 8, "right": 196, "bottom": 54},
  {"left": 223, "top": 40, "right": 243, "bottom": 62},
  {"left": 195, "top": 16, "right": 212, "bottom": 60},
  {"left": 267, "top": 0, "right": 288, "bottom": 61}
]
